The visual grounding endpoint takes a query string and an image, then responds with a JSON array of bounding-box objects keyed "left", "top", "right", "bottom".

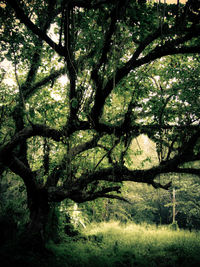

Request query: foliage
[
  {"left": 1, "top": 0, "right": 200, "bottom": 243},
  {"left": 169, "top": 221, "right": 179, "bottom": 231},
  {"left": 80, "top": 175, "right": 200, "bottom": 229},
  {"left": 171, "top": 175, "right": 200, "bottom": 230},
  {"left": 0, "top": 171, "right": 28, "bottom": 244}
]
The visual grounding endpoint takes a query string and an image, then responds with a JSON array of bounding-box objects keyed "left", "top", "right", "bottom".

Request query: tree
[{"left": 1, "top": 0, "right": 200, "bottom": 245}]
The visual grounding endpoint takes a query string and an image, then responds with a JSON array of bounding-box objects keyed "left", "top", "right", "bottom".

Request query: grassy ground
[
  {"left": 47, "top": 221, "right": 200, "bottom": 267},
  {"left": 1, "top": 221, "right": 200, "bottom": 266}
]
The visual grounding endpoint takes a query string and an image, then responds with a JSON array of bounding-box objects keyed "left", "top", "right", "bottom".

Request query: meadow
[
  {"left": 46, "top": 221, "right": 200, "bottom": 267},
  {"left": 1, "top": 221, "right": 200, "bottom": 267}
]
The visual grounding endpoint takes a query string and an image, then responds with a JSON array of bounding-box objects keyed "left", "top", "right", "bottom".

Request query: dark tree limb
[
  {"left": 91, "top": 4, "right": 119, "bottom": 90},
  {"left": 0, "top": 121, "right": 199, "bottom": 161},
  {"left": 3, "top": 154, "right": 37, "bottom": 191},
  {"left": 0, "top": 124, "right": 62, "bottom": 158},
  {"left": 63, "top": 3, "right": 78, "bottom": 123},
  {"left": 91, "top": 21, "right": 200, "bottom": 120},
  {"left": 7, "top": 0, "right": 66, "bottom": 56},
  {"left": 24, "top": 66, "right": 67, "bottom": 99},
  {"left": 97, "top": 194, "right": 131, "bottom": 203},
  {"left": 76, "top": 129, "right": 200, "bottom": 188},
  {"left": 45, "top": 134, "right": 100, "bottom": 187},
  {"left": 174, "top": 168, "right": 200, "bottom": 176}
]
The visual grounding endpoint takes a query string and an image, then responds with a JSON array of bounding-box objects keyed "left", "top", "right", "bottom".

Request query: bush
[{"left": 169, "top": 221, "right": 179, "bottom": 231}]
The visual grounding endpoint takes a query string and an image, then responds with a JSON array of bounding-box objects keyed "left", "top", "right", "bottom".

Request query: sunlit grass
[
  {"left": 44, "top": 221, "right": 200, "bottom": 267},
  {"left": 79, "top": 221, "right": 200, "bottom": 266},
  {"left": 3, "top": 221, "right": 199, "bottom": 266}
]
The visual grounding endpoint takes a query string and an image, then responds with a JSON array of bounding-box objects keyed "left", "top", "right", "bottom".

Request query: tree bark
[{"left": 20, "top": 188, "right": 58, "bottom": 250}]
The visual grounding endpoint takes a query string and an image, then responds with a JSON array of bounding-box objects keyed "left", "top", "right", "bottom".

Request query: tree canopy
[{"left": 0, "top": 0, "right": 200, "bottom": 240}]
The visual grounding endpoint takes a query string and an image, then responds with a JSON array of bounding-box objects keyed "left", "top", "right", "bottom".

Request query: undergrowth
[{"left": 1, "top": 221, "right": 200, "bottom": 267}]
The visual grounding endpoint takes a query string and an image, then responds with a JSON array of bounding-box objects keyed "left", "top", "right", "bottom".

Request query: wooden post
[{"left": 172, "top": 187, "right": 176, "bottom": 223}]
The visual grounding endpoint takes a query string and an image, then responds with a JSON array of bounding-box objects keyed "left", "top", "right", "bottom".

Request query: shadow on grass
[{"left": 1, "top": 222, "right": 200, "bottom": 267}]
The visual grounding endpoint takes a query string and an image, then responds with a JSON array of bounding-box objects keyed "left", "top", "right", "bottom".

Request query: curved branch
[
  {"left": 92, "top": 24, "right": 200, "bottom": 120},
  {"left": 78, "top": 129, "right": 200, "bottom": 188},
  {"left": 7, "top": 0, "right": 65, "bottom": 56},
  {"left": 0, "top": 124, "right": 62, "bottom": 158},
  {"left": 49, "top": 184, "right": 123, "bottom": 203},
  {"left": 91, "top": 5, "right": 119, "bottom": 88},
  {"left": 78, "top": 189, "right": 131, "bottom": 203},
  {"left": 24, "top": 66, "right": 67, "bottom": 99},
  {"left": 69, "top": 135, "right": 100, "bottom": 158},
  {"left": 4, "top": 155, "right": 37, "bottom": 190},
  {"left": 174, "top": 168, "right": 200, "bottom": 176},
  {"left": 45, "top": 134, "right": 100, "bottom": 187},
  {"left": 98, "top": 194, "right": 131, "bottom": 203}
]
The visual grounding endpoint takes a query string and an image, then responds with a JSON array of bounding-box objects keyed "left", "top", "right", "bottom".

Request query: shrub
[{"left": 169, "top": 221, "right": 179, "bottom": 231}]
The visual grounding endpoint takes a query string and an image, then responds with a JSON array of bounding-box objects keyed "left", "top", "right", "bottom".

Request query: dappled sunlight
[{"left": 130, "top": 134, "right": 158, "bottom": 169}]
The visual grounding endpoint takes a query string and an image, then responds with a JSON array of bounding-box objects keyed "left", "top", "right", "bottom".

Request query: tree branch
[
  {"left": 7, "top": 0, "right": 66, "bottom": 56},
  {"left": 77, "top": 129, "right": 200, "bottom": 188},
  {"left": 63, "top": 4, "right": 78, "bottom": 121},
  {"left": 45, "top": 134, "right": 100, "bottom": 187},
  {"left": 96, "top": 25, "right": 200, "bottom": 120},
  {"left": 24, "top": 66, "right": 67, "bottom": 99},
  {"left": 0, "top": 124, "right": 62, "bottom": 158},
  {"left": 3, "top": 155, "right": 37, "bottom": 190},
  {"left": 174, "top": 168, "right": 200, "bottom": 176},
  {"left": 98, "top": 194, "right": 131, "bottom": 203}
]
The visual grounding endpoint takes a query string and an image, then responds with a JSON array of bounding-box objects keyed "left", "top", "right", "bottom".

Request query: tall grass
[
  {"left": 2, "top": 221, "right": 200, "bottom": 266},
  {"left": 46, "top": 221, "right": 200, "bottom": 267}
]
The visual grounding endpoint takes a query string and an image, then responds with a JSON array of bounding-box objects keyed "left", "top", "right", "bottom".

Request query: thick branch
[
  {"left": 24, "top": 66, "right": 67, "bottom": 99},
  {"left": 4, "top": 155, "right": 37, "bottom": 190},
  {"left": 69, "top": 135, "right": 100, "bottom": 158},
  {"left": 7, "top": 0, "right": 66, "bottom": 56},
  {"left": 97, "top": 194, "right": 131, "bottom": 203},
  {"left": 0, "top": 124, "right": 62, "bottom": 158},
  {"left": 78, "top": 131, "right": 200, "bottom": 188},
  {"left": 92, "top": 24, "right": 200, "bottom": 120},
  {"left": 97, "top": 3, "right": 121, "bottom": 69},
  {"left": 91, "top": 7, "right": 118, "bottom": 89},
  {"left": 70, "top": 0, "right": 117, "bottom": 9},
  {"left": 25, "top": 43, "right": 43, "bottom": 87},
  {"left": 63, "top": 4, "right": 78, "bottom": 121},
  {"left": 45, "top": 134, "right": 100, "bottom": 187},
  {"left": 48, "top": 184, "right": 123, "bottom": 203},
  {"left": 91, "top": 1, "right": 128, "bottom": 121},
  {"left": 74, "top": 186, "right": 125, "bottom": 203},
  {"left": 174, "top": 168, "right": 200, "bottom": 176},
  {"left": 94, "top": 120, "right": 200, "bottom": 139}
]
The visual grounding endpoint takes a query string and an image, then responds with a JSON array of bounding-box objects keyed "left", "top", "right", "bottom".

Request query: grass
[
  {"left": 46, "top": 221, "right": 200, "bottom": 267},
  {"left": 82, "top": 221, "right": 200, "bottom": 266},
  {"left": 1, "top": 221, "right": 200, "bottom": 266}
]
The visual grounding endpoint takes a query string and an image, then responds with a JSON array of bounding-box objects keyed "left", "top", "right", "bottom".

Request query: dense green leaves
[{"left": 1, "top": 0, "right": 200, "bottom": 244}]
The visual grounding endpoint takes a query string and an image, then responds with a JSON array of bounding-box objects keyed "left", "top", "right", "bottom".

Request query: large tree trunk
[{"left": 20, "top": 188, "right": 59, "bottom": 250}]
